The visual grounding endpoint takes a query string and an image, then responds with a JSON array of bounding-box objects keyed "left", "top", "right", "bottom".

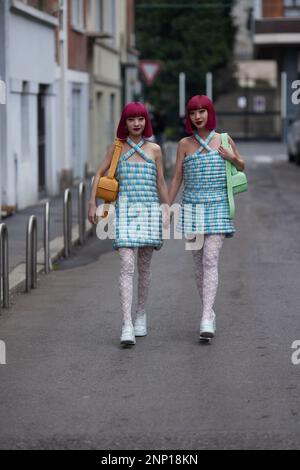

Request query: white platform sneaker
[
  {"left": 200, "top": 313, "right": 216, "bottom": 340},
  {"left": 120, "top": 323, "right": 136, "bottom": 346},
  {"left": 133, "top": 313, "right": 147, "bottom": 337}
]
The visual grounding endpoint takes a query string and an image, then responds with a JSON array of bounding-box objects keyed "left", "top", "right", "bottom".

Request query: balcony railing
[{"left": 255, "top": 17, "right": 300, "bottom": 34}]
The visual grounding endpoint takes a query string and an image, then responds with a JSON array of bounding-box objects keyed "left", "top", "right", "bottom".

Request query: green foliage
[{"left": 136, "top": 0, "right": 237, "bottom": 131}]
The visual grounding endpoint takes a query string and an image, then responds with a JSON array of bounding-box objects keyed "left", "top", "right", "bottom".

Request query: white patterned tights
[
  {"left": 118, "top": 247, "right": 154, "bottom": 325},
  {"left": 191, "top": 234, "right": 225, "bottom": 321}
]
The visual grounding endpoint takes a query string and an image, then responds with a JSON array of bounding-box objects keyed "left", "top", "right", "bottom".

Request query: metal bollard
[
  {"left": 26, "top": 215, "right": 37, "bottom": 292},
  {"left": 78, "top": 182, "right": 86, "bottom": 245},
  {"left": 63, "top": 188, "right": 72, "bottom": 258},
  {"left": 0, "top": 223, "right": 9, "bottom": 311},
  {"left": 44, "top": 201, "right": 51, "bottom": 273}
]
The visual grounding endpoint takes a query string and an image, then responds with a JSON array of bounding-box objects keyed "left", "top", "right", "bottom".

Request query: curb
[{"left": 8, "top": 220, "right": 95, "bottom": 296}]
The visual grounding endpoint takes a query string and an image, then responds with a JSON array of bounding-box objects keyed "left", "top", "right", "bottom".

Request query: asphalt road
[{"left": 0, "top": 143, "right": 300, "bottom": 450}]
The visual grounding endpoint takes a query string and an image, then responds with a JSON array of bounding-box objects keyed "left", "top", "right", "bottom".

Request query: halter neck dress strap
[
  {"left": 123, "top": 138, "right": 145, "bottom": 160},
  {"left": 124, "top": 138, "right": 154, "bottom": 164},
  {"left": 193, "top": 130, "right": 215, "bottom": 153}
]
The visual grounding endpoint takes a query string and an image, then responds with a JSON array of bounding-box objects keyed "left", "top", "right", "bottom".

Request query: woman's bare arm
[
  {"left": 168, "top": 139, "right": 186, "bottom": 205},
  {"left": 154, "top": 145, "right": 170, "bottom": 205},
  {"left": 88, "top": 144, "right": 116, "bottom": 224},
  {"left": 88, "top": 144, "right": 115, "bottom": 206},
  {"left": 228, "top": 136, "right": 246, "bottom": 171}
]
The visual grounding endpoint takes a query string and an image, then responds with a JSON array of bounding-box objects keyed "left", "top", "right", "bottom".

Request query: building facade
[
  {"left": 57, "top": 0, "right": 89, "bottom": 189},
  {"left": 253, "top": 0, "right": 300, "bottom": 124},
  {"left": 214, "top": 0, "right": 281, "bottom": 139},
  {"left": 86, "top": 0, "right": 139, "bottom": 174},
  {"left": 1, "top": 0, "right": 137, "bottom": 210}
]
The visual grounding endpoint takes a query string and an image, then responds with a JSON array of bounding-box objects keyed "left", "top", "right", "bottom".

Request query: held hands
[
  {"left": 162, "top": 205, "right": 171, "bottom": 229},
  {"left": 89, "top": 202, "right": 172, "bottom": 228}
]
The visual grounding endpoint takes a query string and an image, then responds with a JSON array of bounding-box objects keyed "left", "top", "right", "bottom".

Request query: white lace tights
[
  {"left": 118, "top": 247, "right": 154, "bottom": 325},
  {"left": 191, "top": 234, "right": 225, "bottom": 321}
]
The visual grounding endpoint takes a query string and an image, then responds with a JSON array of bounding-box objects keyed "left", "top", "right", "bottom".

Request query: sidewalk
[{"left": 1, "top": 179, "right": 94, "bottom": 294}]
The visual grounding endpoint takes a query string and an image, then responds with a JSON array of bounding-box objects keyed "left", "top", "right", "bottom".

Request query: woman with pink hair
[
  {"left": 89, "top": 102, "right": 169, "bottom": 346},
  {"left": 169, "top": 95, "right": 245, "bottom": 342}
]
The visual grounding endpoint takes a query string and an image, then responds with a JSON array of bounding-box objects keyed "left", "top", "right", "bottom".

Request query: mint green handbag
[{"left": 221, "top": 133, "right": 248, "bottom": 219}]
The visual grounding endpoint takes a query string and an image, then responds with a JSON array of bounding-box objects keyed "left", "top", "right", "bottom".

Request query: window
[
  {"left": 284, "top": 0, "right": 300, "bottom": 17},
  {"left": 87, "top": 0, "right": 103, "bottom": 32},
  {"left": 72, "top": 0, "right": 84, "bottom": 30},
  {"left": 95, "top": 0, "right": 103, "bottom": 32},
  {"left": 108, "top": 0, "right": 116, "bottom": 45}
]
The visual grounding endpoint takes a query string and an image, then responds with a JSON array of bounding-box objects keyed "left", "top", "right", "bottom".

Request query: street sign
[
  {"left": 254, "top": 95, "right": 266, "bottom": 113},
  {"left": 139, "top": 61, "right": 162, "bottom": 86},
  {"left": 0, "top": 80, "right": 6, "bottom": 105},
  {"left": 237, "top": 96, "right": 247, "bottom": 109}
]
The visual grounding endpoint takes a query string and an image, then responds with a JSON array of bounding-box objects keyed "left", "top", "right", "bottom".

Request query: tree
[{"left": 135, "top": 0, "right": 237, "bottom": 133}]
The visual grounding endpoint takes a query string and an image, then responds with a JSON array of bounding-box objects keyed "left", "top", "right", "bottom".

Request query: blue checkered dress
[
  {"left": 177, "top": 130, "right": 235, "bottom": 238},
  {"left": 113, "top": 138, "right": 163, "bottom": 250}
]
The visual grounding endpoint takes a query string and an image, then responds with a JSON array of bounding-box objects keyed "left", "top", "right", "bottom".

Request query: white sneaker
[
  {"left": 120, "top": 323, "right": 136, "bottom": 346},
  {"left": 134, "top": 313, "right": 147, "bottom": 337},
  {"left": 200, "top": 313, "right": 216, "bottom": 339}
]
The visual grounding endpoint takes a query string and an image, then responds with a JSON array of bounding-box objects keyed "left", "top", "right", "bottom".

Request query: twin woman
[{"left": 88, "top": 96, "right": 245, "bottom": 346}]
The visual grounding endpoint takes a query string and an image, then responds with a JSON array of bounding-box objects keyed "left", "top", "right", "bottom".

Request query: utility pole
[
  {"left": 206, "top": 72, "right": 213, "bottom": 101},
  {"left": 179, "top": 72, "right": 186, "bottom": 118}
]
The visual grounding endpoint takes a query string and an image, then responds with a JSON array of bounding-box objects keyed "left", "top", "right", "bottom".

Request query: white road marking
[{"left": 253, "top": 155, "right": 273, "bottom": 163}]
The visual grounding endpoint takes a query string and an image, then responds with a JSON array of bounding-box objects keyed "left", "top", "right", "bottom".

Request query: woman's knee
[
  {"left": 138, "top": 248, "right": 153, "bottom": 269},
  {"left": 119, "top": 249, "right": 135, "bottom": 276},
  {"left": 203, "top": 241, "right": 222, "bottom": 268}
]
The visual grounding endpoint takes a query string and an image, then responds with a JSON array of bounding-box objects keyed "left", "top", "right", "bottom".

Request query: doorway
[{"left": 38, "top": 85, "right": 47, "bottom": 196}]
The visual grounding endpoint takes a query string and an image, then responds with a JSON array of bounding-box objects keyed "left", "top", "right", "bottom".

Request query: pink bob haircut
[
  {"left": 116, "top": 102, "right": 153, "bottom": 140},
  {"left": 185, "top": 95, "right": 217, "bottom": 134}
]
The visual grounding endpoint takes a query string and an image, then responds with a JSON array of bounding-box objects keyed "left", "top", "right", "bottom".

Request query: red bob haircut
[
  {"left": 185, "top": 95, "right": 217, "bottom": 134},
  {"left": 116, "top": 102, "right": 153, "bottom": 140}
]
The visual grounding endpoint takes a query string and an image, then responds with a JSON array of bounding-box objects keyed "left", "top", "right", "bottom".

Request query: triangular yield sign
[{"left": 139, "top": 61, "right": 162, "bottom": 86}]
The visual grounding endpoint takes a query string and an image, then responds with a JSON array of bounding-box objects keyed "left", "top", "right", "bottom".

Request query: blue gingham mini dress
[
  {"left": 113, "top": 138, "right": 163, "bottom": 250},
  {"left": 177, "top": 130, "right": 235, "bottom": 238}
]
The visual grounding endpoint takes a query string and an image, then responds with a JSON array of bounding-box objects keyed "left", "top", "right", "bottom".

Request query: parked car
[{"left": 287, "top": 120, "right": 300, "bottom": 164}]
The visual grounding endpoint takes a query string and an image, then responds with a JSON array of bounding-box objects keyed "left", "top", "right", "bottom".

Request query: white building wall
[
  {"left": 8, "top": 79, "right": 40, "bottom": 209},
  {"left": 5, "top": 4, "right": 58, "bottom": 209},
  {"left": 2, "top": 1, "right": 90, "bottom": 209},
  {"left": 9, "top": 13, "right": 56, "bottom": 84},
  {"left": 54, "top": 67, "right": 89, "bottom": 189},
  {"left": 87, "top": 0, "right": 124, "bottom": 173},
  {"left": 68, "top": 73, "right": 89, "bottom": 182}
]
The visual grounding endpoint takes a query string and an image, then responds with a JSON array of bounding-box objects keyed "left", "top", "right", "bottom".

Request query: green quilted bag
[{"left": 221, "top": 133, "right": 248, "bottom": 219}]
